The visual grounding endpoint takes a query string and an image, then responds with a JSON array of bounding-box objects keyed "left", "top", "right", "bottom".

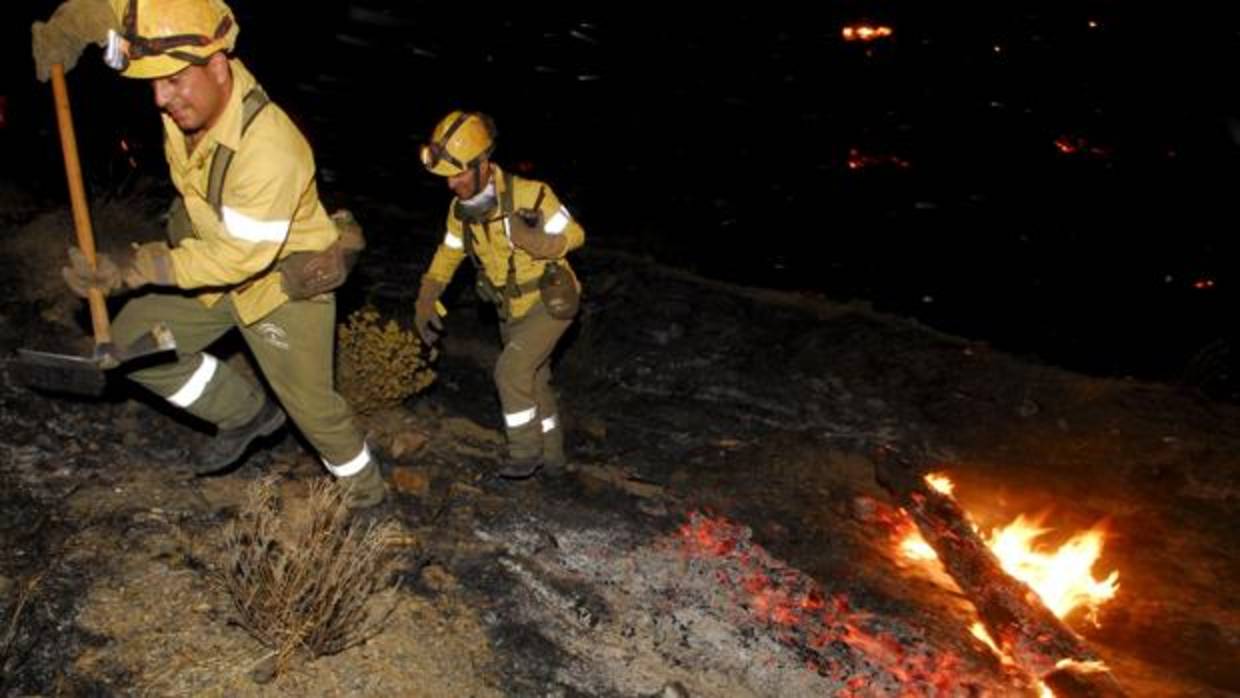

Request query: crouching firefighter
[
  {"left": 414, "top": 111, "right": 585, "bottom": 479},
  {"left": 37, "top": 0, "right": 386, "bottom": 508}
]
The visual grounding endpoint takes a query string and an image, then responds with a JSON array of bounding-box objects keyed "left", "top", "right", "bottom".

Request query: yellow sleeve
[{"left": 425, "top": 208, "right": 467, "bottom": 284}]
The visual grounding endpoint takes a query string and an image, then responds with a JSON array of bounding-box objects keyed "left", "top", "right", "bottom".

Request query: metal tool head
[
  {"left": 14, "top": 321, "right": 177, "bottom": 396},
  {"left": 14, "top": 346, "right": 109, "bottom": 396}
]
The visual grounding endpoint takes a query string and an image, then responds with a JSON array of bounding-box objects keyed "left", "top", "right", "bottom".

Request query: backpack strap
[{"left": 206, "top": 87, "right": 270, "bottom": 216}]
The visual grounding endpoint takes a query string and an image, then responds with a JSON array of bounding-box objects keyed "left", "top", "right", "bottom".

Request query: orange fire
[
  {"left": 897, "top": 474, "right": 1120, "bottom": 696},
  {"left": 899, "top": 474, "right": 1119, "bottom": 622},
  {"left": 842, "top": 24, "right": 893, "bottom": 42},
  {"left": 986, "top": 513, "right": 1118, "bottom": 621}
]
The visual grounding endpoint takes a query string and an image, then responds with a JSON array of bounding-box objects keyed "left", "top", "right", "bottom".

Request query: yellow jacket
[
  {"left": 426, "top": 164, "right": 585, "bottom": 319},
  {"left": 162, "top": 59, "right": 337, "bottom": 325}
]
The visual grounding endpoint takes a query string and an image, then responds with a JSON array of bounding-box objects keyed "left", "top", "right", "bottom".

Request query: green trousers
[
  {"left": 495, "top": 300, "right": 571, "bottom": 464},
  {"left": 111, "top": 291, "right": 370, "bottom": 475}
]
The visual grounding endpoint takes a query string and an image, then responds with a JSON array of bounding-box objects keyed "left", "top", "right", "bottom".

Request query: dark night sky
[{"left": 2, "top": 2, "right": 1239, "bottom": 390}]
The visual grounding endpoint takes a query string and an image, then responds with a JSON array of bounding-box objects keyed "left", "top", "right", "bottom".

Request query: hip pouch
[{"left": 539, "top": 261, "right": 579, "bottom": 320}]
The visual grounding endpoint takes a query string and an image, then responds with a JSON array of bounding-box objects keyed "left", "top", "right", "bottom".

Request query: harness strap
[{"left": 206, "top": 87, "right": 270, "bottom": 216}]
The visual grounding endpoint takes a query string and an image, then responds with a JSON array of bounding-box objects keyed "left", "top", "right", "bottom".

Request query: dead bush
[
  {"left": 216, "top": 477, "right": 400, "bottom": 679},
  {"left": 336, "top": 305, "right": 436, "bottom": 414}
]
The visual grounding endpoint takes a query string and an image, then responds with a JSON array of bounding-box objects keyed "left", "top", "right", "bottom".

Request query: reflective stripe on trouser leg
[
  {"left": 496, "top": 301, "right": 571, "bottom": 462},
  {"left": 535, "top": 361, "right": 564, "bottom": 464},
  {"left": 241, "top": 295, "right": 367, "bottom": 469},
  {"left": 111, "top": 292, "right": 264, "bottom": 428},
  {"left": 541, "top": 415, "right": 565, "bottom": 466},
  {"left": 323, "top": 442, "right": 371, "bottom": 478}
]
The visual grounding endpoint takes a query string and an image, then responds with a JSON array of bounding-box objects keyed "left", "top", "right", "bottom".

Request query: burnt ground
[{"left": 1, "top": 193, "right": 1238, "bottom": 697}]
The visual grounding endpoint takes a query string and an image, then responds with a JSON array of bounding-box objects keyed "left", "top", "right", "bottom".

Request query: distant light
[
  {"left": 846, "top": 147, "right": 911, "bottom": 171},
  {"left": 1054, "top": 135, "right": 1114, "bottom": 160},
  {"left": 1088, "top": 20, "right": 1099, "bottom": 29},
  {"left": 992, "top": 44, "right": 1003, "bottom": 53},
  {"left": 1193, "top": 278, "right": 1216, "bottom": 290},
  {"left": 842, "top": 24, "right": 893, "bottom": 42}
]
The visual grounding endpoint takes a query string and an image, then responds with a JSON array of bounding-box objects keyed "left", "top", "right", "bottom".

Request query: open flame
[
  {"left": 897, "top": 473, "right": 1119, "bottom": 623},
  {"left": 893, "top": 473, "right": 1121, "bottom": 697},
  {"left": 986, "top": 514, "right": 1119, "bottom": 621}
]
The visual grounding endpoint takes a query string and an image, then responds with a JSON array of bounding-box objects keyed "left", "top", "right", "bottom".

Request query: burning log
[{"left": 875, "top": 447, "right": 1127, "bottom": 698}]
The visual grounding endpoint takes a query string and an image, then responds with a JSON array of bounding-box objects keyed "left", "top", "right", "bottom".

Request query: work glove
[
  {"left": 508, "top": 208, "right": 566, "bottom": 260},
  {"left": 123, "top": 241, "right": 176, "bottom": 289},
  {"left": 31, "top": 0, "right": 119, "bottom": 82},
  {"left": 414, "top": 275, "right": 446, "bottom": 345},
  {"left": 61, "top": 242, "right": 176, "bottom": 298},
  {"left": 330, "top": 208, "right": 366, "bottom": 272},
  {"left": 61, "top": 246, "right": 123, "bottom": 297}
]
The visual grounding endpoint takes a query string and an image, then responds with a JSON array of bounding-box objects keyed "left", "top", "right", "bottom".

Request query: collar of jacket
[
  {"left": 162, "top": 58, "right": 260, "bottom": 170},
  {"left": 490, "top": 163, "right": 510, "bottom": 203}
]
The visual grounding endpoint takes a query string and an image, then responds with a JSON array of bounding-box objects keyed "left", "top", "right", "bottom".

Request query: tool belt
[
  {"left": 474, "top": 270, "right": 539, "bottom": 321},
  {"left": 278, "top": 209, "right": 364, "bottom": 300},
  {"left": 278, "top": 241, "right": 349, "bottom": 300},
  {"left": 166, "top": 200, "right": 365, "bottom": 300}
]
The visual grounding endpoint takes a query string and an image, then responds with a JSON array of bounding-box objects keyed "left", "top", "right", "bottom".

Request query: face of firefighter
[
  {"left": 447, "top": 158, "right": 492, "bottom": 201},
  {"left": 151, "top": 53, "right": 232, "bottom": 136}
]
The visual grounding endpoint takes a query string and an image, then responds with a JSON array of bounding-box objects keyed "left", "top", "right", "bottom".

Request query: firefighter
[
  {"left": 34, "top": 0, "right": 386, "bottom": 508},
  {"left": 415, "top": 111, "right": 584, "bottom": 479}
]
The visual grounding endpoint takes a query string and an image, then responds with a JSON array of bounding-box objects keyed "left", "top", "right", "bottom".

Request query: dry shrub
[
  {"left": 336, "top": 306, "right": 436, "bottom": 414},
  {"left": 216, "top": 477, "right": 400, "bottom": 678}
]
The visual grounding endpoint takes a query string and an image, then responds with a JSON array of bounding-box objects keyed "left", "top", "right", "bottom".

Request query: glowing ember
[
  {"left": 968, "top": 622, "right": 1004, "bottom": 656},
  {"left": 678, "top": 512, "right": 973, "bottom": 693},
  {"left": 900, "top": 532, "right": 939, "bottom": 561},
  {"left": 842, "top": 24, "right": 893, "bottom": 42},
  {"left": 925, "top": 472, "right": 955, "bottom": 496}
]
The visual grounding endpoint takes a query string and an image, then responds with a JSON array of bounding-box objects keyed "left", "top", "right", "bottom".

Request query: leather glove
[
  {"left": 508, "top": 208, "right": 566, "bottom": 260},
  {"left": 31, "top": 0, "right": 119, "bottom": 82},
  {"left": 61, "top": 246, "right": 123, "bottom": 297},
  {"left": 123, "top": 241, "right": 176, "bottom": 289},
  {"left": 414, "top": 276, "right": 446, "bottom": 345},
  {"left": 62, "top": 242, "right": 176, "bottom": 298},
  {"left": 330, "top": 208, "right": 366, "bottom": 272}
]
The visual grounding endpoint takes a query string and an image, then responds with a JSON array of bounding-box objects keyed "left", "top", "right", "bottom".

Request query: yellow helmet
[
  {"left": 420, "top": 111, "right": 496, "bottom": 177},
  {"left": 107, "top": 0, "right": 239, "bottom": 79}
]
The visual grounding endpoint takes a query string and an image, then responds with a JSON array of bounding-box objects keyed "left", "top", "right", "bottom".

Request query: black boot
[
  {"left": 498, "top": 457, "right": 542, "bottom": 480},
  {"left": 192, "top": 400, "right": 286, "bottom": 475}
]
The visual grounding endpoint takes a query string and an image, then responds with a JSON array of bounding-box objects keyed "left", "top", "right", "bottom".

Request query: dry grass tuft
[{"left": 216, "top": 477, "right": 400, "bottom": 680}]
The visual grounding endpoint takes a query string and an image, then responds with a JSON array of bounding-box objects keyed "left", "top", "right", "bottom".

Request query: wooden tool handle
[{"left": 51, "top": 63, "right": 111, "bottom": 346}]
